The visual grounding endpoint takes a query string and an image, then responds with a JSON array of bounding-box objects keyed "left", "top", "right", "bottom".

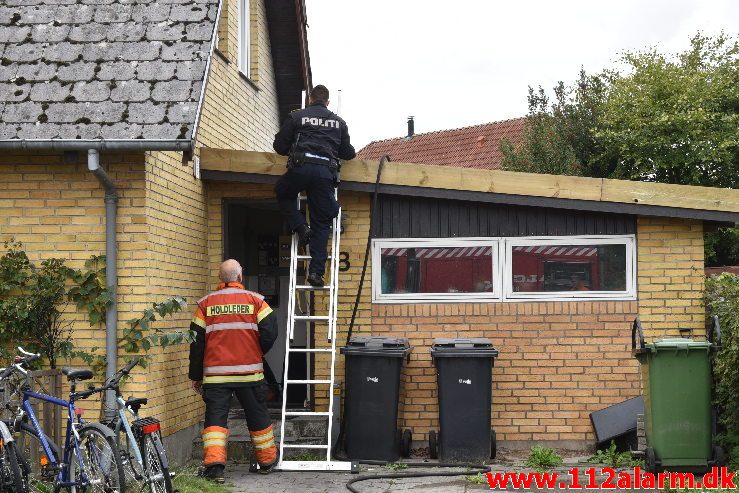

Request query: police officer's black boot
[
  {"left": 296, "top": 224, "right": 313, "bottom": 250},
  {"left": 307, "top": 272, "right": 324, "bottom": 288}
]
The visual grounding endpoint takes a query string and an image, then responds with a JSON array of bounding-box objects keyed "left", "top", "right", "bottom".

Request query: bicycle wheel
[
  {"left": 13, "top": 424, "right": 57, "bottom": 493},
  {"left": 69, "top": 424, "right": 125, "bottom": 493},
  {"left": 1, "top": 440, "right": 26, "bottom": 493},
  {"left": 113, "top": 421, "right": 145, "bottom": 492},
  {"left": 142, "top": 433, "right": 172, "bottom": 493}
]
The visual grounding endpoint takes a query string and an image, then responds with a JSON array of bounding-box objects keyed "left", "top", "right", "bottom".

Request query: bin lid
[
  {"left": 340, "top": 336, "right": 411, "bottom": 357},
  {"left": 645, "top": 338, "right": 712, "bottom": 352},
  {"left": 431, "top": 338, "right": 499, "bottom": 358}
]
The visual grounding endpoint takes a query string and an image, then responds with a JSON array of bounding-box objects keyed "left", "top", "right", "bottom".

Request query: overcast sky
[{"left": 304, "top": 0, "right": 738, "bottom": 150}]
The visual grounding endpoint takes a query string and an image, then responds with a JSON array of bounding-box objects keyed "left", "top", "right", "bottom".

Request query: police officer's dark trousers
[
  {"left": 202, "top": 381, "right": 277, "bottom": 466},
  {"left": 275, "top": 163, "right": 339, "bottom": 277}
]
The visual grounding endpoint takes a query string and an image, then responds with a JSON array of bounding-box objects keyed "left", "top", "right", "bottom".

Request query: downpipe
[{"left": 87, "top": 149, "right": 119, "bottom": 419}]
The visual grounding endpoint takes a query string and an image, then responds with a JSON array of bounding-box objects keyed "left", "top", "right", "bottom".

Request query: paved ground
[{"left": 221, "top": 453, "right": 656, "bottom": 492}]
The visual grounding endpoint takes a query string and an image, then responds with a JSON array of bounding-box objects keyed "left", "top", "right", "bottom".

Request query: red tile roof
[{"left": 357, "top": 117, "right": 527, "bottom": 170}]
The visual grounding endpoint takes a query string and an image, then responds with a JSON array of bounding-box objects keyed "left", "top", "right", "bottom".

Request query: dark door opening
[{"left": 225, "top": 200, "right": 308, "bottom": 409}]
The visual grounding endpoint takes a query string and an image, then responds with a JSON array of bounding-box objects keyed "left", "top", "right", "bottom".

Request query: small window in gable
[{"left": 238, "top": 0, "right": 251, "bottom": 78}]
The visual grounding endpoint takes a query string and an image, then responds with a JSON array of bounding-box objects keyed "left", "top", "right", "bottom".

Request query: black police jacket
[{"left": 273, "top": 102, "right": 356, "bottom": 162}]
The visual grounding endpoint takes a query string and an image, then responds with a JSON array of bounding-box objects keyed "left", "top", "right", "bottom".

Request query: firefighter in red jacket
[{"left": 189, "top": 259, "right": 279, "bottom": 482}]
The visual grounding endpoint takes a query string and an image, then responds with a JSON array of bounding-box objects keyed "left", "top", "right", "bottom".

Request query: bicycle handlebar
[
  {"left": 74, "top": 359, "right": 141, "bottom": 400},
  {"left": 0, "top": 348, "right": 41, "bottom": 380},
  {"left": 121, "top": 358, "right": 139, "bottom": 376},
  {"left": 0, "top": 366, "right": 15, "bottom": 380}
]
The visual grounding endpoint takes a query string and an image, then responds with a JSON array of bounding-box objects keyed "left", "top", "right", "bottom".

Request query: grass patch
[
  {"left": 587, "top": 440, "right": 644, "bottom": 468},
  {"left": 284, "top": 451, "right": 324, "bottom": 461},
  {"left": 171, "top": 466, "right": 232, "bottom": 493},
  {"left": 465, "top": 472, "right": 487, "bottom": 484},
  {"left": 384, "top": 462, "right": 408, "bottom": 471},
  {"left": 525, "top": 445, "right": 563, "bottom": 471}
]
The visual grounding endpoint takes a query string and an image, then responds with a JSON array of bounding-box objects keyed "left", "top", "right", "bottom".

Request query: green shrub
[
  {"left": 705, "top": 273, "right": 739, "bottom": 470},
  {"left": 525, "top": 445, "right": 563, "bottom": 471}
]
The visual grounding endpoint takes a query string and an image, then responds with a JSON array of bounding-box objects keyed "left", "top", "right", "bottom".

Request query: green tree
[
  {"left": 501, "top": 70, "right": 613, "bottom": 178},
  {"left": 600, "top": 33, "right": 739, "bottom": 188},
  {"left": 500, "top": 86, "right": 581, "bottom": 176},
  {"left": 502, "top": 33, "right": 739, "bottom": 266}
]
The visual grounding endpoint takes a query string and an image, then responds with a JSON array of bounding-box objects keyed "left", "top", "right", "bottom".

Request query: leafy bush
[
  {"left": 525, "top": 445, "right": 563, "bottom": 471},
  {"left": 705, "top": 273, "right": 739, "bottom": 470},
  {"left": 0, "top": 241, "right": 189, "bottom": 371}
]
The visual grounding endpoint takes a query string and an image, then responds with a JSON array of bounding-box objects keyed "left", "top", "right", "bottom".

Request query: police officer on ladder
[{"left": 273, "top": 85, "right": 356, "bottom": 287}]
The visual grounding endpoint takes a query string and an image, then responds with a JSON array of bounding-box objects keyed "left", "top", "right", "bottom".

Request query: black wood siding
[{"left": 376, "top": 194, "right": 635, "bottom": 238}]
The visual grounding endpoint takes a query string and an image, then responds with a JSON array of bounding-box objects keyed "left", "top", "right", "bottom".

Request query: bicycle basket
[{"left": 132, "top": 417, "right": 161, "bottom": 440}]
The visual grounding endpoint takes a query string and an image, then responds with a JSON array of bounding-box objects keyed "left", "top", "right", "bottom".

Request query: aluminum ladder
[{"left": 276, "top": 190, "right": 354, "bottom": 472}]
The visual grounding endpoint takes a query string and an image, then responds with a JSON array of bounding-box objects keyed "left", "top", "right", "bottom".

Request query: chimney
[{"left": 407, "top": 116, "right": 414, "bottom": 138}]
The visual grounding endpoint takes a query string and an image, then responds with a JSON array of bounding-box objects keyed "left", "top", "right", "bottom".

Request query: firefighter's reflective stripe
[
  {"left": 192, "top": 306, "right": 207, "bottom": 328},
  {"left": 250, "top": 425, "right": 277, "bottom": 465},
  {"left": 256, "top": 305, "right": 273, "bottom": 323},
  {"left": 205, "top": 322, "right": 258, "bottom": 334},
  {"left": 202, "top": 426, "right": 228, "bottom": 466},
  {"left": 203, "top": 373, "right": 265, "bottom": 384},
  {"left": 204, "top": 363, "right": 263, "bottom": 375}
]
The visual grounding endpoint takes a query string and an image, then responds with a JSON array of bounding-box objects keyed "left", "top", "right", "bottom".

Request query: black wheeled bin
[
  {"left": 340, "top": 336, "right": 412, "bottom": 461},
  {"left": 430, "top": 338, "right": 498, "bottom": 462}
]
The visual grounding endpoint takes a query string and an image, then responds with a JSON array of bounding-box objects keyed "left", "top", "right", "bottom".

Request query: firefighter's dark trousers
[
  {"left": 275, "top": 164, "right": 339, "bottom": 277},
  {"left": 202, "top": 382, "right": 277, "bottom": 466}
]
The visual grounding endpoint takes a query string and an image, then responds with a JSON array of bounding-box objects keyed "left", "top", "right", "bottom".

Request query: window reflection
[
  {"left": 381, "top": 246, "right": 494, "bottom": 295},
  {"left": 511, "top": 244, "right": 627, "bottom": 292}
]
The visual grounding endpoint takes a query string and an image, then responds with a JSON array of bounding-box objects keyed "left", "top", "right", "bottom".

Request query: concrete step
[{"left": 192, "top": 412, "right": 330, "bottom": 462}]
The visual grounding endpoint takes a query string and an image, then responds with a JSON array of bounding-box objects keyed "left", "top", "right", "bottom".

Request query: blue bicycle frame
[{"left": 21, "top": 388, "right": 90, "bottom": 489}]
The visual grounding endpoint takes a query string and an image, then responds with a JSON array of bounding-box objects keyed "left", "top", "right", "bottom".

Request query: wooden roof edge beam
[{"left": 199, "top": 149, "right": 739, "bottom": 214}]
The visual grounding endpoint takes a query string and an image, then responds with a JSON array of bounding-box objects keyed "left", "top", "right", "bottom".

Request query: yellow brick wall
[
  {"left": 198, "top": 0, "right": 279, "bottom": 151},
  {"left": 138, "top": 151, "right": 209, "bottom": 436},
  {"left": 0, "top": 152, "right": 149, "bottom": 415},
  {"left": 142, "top": 0, "right": 283, "bottom": 436},
  {"left": 636, "top": 216, "right": 705, "bottom": 340}
]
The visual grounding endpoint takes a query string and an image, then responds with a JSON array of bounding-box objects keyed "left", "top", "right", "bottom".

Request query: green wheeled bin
[{"left": 633, "top": 316, "right": 725, "bottom": 472}]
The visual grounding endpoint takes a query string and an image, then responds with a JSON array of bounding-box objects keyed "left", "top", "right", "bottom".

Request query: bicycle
[
  {"left": 2, "top": 347, "right": 125, "bottom": 493},
  {"left": 0, "top": 416, "right": 26, "bottom": 492},
  {"left": 100, "top": 359, "right": 173, "bottom": 493}
]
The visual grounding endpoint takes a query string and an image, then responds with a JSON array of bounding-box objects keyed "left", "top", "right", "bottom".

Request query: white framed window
[
  {"left": 503, "top": 235, "right": 636, "bottom": 301},
  {"left": 371, "top": 235, "right": 637, "bottom": 303},
  {"left": 238, "top": 0, "right": 251, "bottom": 77},
  {"left": 372, "top": 238, "right": 502, "bottom": 303}
]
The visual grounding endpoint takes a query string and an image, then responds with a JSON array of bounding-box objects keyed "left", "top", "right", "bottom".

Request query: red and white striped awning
[
  {"left": 512, "top": 246, "right": 597, "bottom": 257},
  {"left": 382, "top": 247, "right": 493, "bottom": 258},
  {"left": 382, "top": 245, "right": 598, "bottom": 258}
]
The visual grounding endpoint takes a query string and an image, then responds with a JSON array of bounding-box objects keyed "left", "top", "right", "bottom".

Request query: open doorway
[{"left": 224, "top": 199, "right": 308, "bottom": 409}]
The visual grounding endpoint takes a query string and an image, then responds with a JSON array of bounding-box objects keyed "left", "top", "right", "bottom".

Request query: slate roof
[
  {"left": 0, "top": 0, "right": 220, "bottom": 142},
  {"left": 357, "top": 118, "right": 527, "bottom": 170}
]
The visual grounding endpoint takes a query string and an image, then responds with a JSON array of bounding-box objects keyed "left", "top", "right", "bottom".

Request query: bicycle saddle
[
  {"left": 62, "top": 368, "right": 93, "bottom": 381},
  {"left": 125, "top": 397, "right": 148, "bottom": 408}
]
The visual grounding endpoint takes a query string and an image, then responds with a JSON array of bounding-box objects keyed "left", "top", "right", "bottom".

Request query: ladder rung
[
  {"left": 296, "top": 255, "right": 312, "bottom": 260},
  {"left": 284, "top": 411, "right": 331, "bottom": 416},
  {"left": 285, "top": 379, "right": 331, "bottom": 385},
  {"left": 294, "top": 316, "right": 330, "bottom": 321},
  {"left": 288, "top": 348, "right": 333, "bottom": 353},
  {"left": 281, "top": 444, "right": 329, "bottom": 449},
  {"left": 295, "top": 285, "right": 330, "bottom": 290}
]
